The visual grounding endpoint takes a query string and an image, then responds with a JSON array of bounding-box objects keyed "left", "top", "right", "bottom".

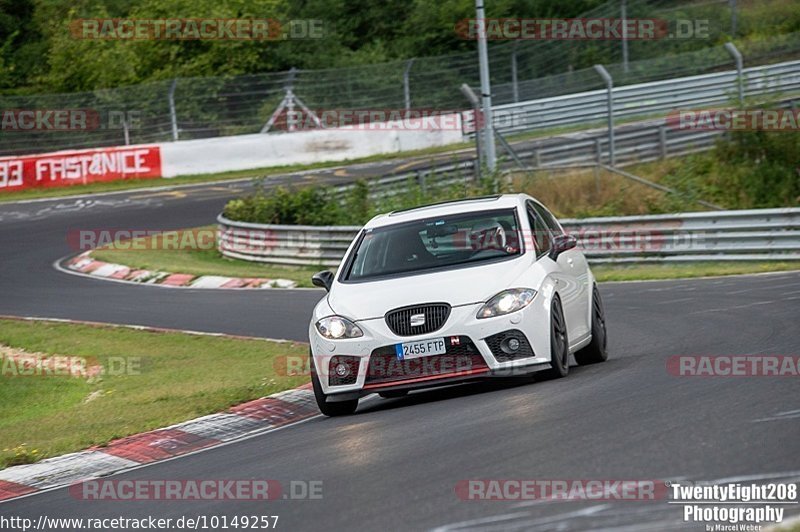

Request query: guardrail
[
  {"left": 218, "top": 217, "right": 360, "bottom": 267},
  {"left": 217, "top": 207, "right": 800, "bottom": 267},
  {"left": 482, "top": 60, "right": 800, "bottom": 136},
  {"left": 507, "top": 120, "right": 724, "bottom": 167}
]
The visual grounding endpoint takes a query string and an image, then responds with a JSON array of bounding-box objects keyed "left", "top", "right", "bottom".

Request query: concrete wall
[
  {"left": 161, "top": 114, "right": 464, "bottom": 177},
  {"left": 0, "top": 113, "right": 465, "bottom": 193}
]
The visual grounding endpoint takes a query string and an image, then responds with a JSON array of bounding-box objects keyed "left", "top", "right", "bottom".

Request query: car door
[
  {"left": 525, "top": 202, "right": 574, "bottom": 333},
  {"left": 528, "top": 201, "right": 590, "bottom": 342}
]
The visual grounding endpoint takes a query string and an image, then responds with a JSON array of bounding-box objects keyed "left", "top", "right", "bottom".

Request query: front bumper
[{"left": 310, "top": 300, "right": 553, "bottom": 397}]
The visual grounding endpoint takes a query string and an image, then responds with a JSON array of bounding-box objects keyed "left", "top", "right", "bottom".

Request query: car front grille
[
  {"left": 385, "top": 303, "right": 451, "bottom": 336},
  {"left": 484, "top": 329, "right": 535, "bottom": 362},
  {"left": 364, "top": 336, "right": 488, "bottom": 388}
]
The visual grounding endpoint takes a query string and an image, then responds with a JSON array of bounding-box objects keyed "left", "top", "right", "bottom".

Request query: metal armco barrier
[
  {"left": 486, "top": 60, "right": 800, "bottom": 136},
  {"left": 218, "top": 207, "right": 800, "bottom": 267},
  {"left": 218, "top": 217, "right": 360, "bottom": 267},
  {"left": 569, "top": 208, "right": 800, "bottom": 263},
  {"left": 512, "top": 121, "right": 723, "bottom": 167}
]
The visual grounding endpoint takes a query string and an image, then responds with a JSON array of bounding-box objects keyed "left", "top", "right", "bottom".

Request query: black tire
[
  {"left": 310, "top": 352, "right": 359, "bottom": 417},
  {"left": 378, "top": 390, "right": 408, "bottom": 399},
  {"left": 541, "top": 296, "right": 570, "bottom": 379},
  {"left": 575, "top": 286, "right": 609, "bottom": 366}
]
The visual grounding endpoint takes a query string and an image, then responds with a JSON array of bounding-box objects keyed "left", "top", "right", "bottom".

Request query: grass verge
[
  {"left": 592, "top": 261, "right": 800, "bottom": 282},
  {"left": 0, "top": 318, "right": 308, "bottom": 469}
]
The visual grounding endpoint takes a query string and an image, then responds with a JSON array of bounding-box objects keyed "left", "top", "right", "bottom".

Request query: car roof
[{"left": 366, "top": 193, "right": 530, "bottom": 229}]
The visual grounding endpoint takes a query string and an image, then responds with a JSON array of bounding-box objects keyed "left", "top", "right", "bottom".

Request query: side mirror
[
  {"left": 549, "top": 234, "right": 577, "bottom": 260},
  {"left": 311, "top": 270, "right": 335, "bottom": 292}
]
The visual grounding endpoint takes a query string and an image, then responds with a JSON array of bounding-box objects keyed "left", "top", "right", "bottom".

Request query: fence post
[
  {"left": 724, "top": 42, "right": 744, "bottom": 106},
  {"left": 404, "top": 59, "right": 415, "bottom": 111},
  {"left": 659, "top": 125, "right": 667, "bottom": 159},
  {"left": 168, "top": 79, "right": 179, "bottom": 141},
  {"left": 593, "top": 64, "right": 615, "bottom": 166},
  {"left": 460, "top": 83, "right": 483, "bottom": 181},
  {"left": 286, "top": 67, "right": 298, "bottom": 132},
  {"left": 475, "top": 0, "right": 497, "bottom": 172},
  {"left": 122, "top": 116, "right": 130, "bottom": 146},
  {"left": 595, "top": 138, "right": 603, "bottom": 164},
  {"left": 621, "top": 0, "right": 629, "bottom": 74},
  {"left": 594, "top": 165, "right": 601, "bottom": 195},
  {"left": 511, "top": 44, "right": 519, "bottom": 103},
  {"left": 729, "top": 0, "right": 738, "bottom": 36}
]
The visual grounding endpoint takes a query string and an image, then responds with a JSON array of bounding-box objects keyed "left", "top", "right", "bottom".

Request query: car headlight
[
  {"left": 476, "top": 288, "right": 537, "bottom": 319},
  {"left": 315, "top": 316, "right": 364, "bottom": 339}
]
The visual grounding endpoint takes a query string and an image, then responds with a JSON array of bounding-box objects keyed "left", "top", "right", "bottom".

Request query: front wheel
[
  {"left": 310, "top": 352, "right": 359, "bottom": 416},
  {"left": 540, "top": 297, "right": 570, "bottom": 380},
  {"left": 575, "top": 286, "right": 608, "bottom": 366}
]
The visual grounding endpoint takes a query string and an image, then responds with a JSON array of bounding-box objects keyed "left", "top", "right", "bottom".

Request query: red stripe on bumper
[{"left": 363, "top": 367, "right": 491, "bottom": 390}]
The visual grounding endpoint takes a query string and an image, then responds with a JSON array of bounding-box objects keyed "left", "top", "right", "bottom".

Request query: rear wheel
[
  {"left": 575, "top": 286, "right": 608, "bottom": 366},
  {"left": 541, "top": 297, "right": 569, "bottom": 379},
  {"left": 310, "top": 352, "right": 359, "bottom": 416}
]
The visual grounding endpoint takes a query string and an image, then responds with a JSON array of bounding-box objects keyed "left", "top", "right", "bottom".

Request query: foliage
[
  {"left": 1, "top": 443, "right": 41, "bottom": 467},
  {"left": 223, "top": 170, "right": 507, "bottom": 226},
  {"left": 659, "top": 131, "right": 800, "bottom": 209},
  {"left": 2, "top": 0, "right": 798, "bottom": 94}
]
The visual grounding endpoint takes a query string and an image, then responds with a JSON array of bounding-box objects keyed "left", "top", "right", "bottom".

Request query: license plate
[{"left": 395, "top": 337, "right": 446, "bottom": 360}]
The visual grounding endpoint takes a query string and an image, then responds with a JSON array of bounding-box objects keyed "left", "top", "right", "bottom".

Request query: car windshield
[{"left": 343, "top": 208, "right": 522, "bottom": 281}]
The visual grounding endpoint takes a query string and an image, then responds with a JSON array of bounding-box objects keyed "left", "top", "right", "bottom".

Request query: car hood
[{"left": 327, "top": 256, "right": 531, "bottom": 320}]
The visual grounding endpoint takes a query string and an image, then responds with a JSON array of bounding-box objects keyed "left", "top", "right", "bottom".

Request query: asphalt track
[{"left": 0, "top": 146, "right": 799, "bottom": 530}]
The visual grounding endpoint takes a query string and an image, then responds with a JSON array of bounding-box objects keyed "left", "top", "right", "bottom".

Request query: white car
[{"left": 308, "top": 194, "right": 608, "bottom": 416}]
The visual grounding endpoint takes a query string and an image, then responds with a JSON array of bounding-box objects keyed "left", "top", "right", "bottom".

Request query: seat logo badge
[{"left": 410, "top": 314, "right": 426, "bottom": 327}]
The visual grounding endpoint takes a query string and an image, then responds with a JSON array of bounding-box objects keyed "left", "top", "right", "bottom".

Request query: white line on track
[
  {"left": 432, "top": 504, "right": 610, "bottom": 532},
  {"left": 753, "top": 409, "right": 800, "bottom": 423},
  {"left": 689, "top": 300, "right": 775, "bottom": 314},
  {"left": 655, "top": 297, "right": 696, "bottom": 305}
]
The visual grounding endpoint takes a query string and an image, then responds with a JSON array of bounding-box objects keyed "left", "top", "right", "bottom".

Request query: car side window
[
  {"left": 526, "top": 204, "right": 551, "bottom": 259},
  {"left": 531, "top": 201, "right": 564, "bottom": 236}
]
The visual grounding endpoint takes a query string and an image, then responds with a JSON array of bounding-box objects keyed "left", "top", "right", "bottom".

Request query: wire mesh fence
[{"left": 1, "top": 0, "right": 798, "bottom": 157}]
